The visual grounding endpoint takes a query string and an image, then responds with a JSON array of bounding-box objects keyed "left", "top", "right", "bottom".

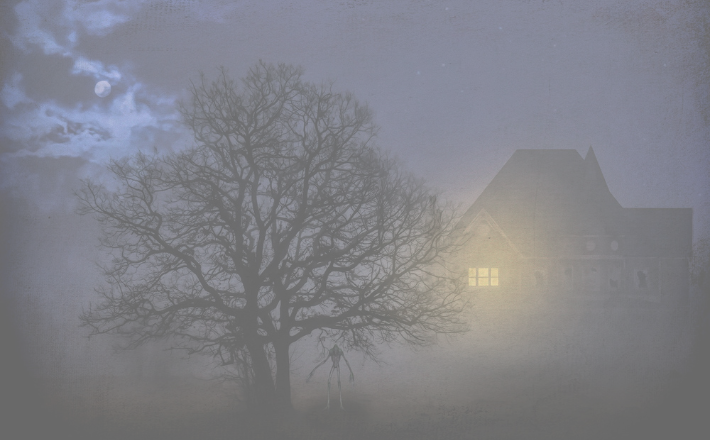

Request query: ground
[{"left": 7, "top": 289, "right": 710, "bottom": 439}]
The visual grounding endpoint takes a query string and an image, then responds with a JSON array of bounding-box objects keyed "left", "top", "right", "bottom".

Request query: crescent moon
[{"left": 95, "top": 81, "right": 112, "bottom": 98}]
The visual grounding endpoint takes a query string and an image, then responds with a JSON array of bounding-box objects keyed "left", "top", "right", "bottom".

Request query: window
[{"left": 469, "top": 268, "right": 499, "bottom": 287}]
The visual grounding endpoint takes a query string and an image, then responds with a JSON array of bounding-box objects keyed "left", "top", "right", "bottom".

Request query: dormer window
[{"left": 469, "top": 267, "right": 499, "bottom": 287}]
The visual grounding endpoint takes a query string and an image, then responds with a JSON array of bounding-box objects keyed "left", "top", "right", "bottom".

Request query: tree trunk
[
  {"left": 246, "top": 341, "right": 276, "bottom": 413},
  {"left": 274, "top": 338, "right": 293, "bottom": 411}
]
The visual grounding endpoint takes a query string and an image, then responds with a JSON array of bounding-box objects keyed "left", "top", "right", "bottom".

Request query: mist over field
[
  {"left": 2, "top": 201, "right": 707, "bottom": 439},
  {"left": 2, "top": 0, "right": 710, "bottom": 439}
]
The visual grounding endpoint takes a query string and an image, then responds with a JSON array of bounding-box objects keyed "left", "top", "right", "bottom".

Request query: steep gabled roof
[
  {"left": 577, "top": 146, "right": 623, "bottom": 236},
  {"left": 582, "top": 146, "right": 617, "bottom": 205},
  {"left": 456, "top": 147, "right": 691, "bottom": 258},
  {"left": 457, "top": 148, "right": 622, "bottom": 253},
  {"left": 461, "top": 208, "right": 526, "bottom": 258},
  {"left": 457, "top": 148, "right": 585, "bottom": 233}
]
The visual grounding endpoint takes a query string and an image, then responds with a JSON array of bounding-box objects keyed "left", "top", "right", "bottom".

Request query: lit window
[
  {"left": 469, "top": 268, "right": 499, "bottom": 287},
  {"left": 479, "top": 268, "right": 489, "bottom": 286}
]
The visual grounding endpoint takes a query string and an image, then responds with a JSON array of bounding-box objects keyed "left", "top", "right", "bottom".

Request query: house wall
[
  {"left": 456, "top": 223, "right": 523, "bottom": 291},
  {"left": 625, "top": 257, "right": 660, "bottom": 297},
  {"left": 455, "top": 224, "right": 690, "bottom": 302}
]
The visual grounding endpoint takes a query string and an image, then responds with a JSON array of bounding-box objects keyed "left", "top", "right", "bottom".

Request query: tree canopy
[{"left": 78, "top": 62, "right": 467, "bottom": 412}]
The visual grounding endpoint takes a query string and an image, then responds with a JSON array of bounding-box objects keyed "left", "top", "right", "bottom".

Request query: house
[{"left": 454, "top": 148, "right": 692, "bottom": 302}]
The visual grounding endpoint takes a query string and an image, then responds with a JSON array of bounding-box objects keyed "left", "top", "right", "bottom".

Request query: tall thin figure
[{"left": 306, "top": 344, "right": 354, "bottom": 409}]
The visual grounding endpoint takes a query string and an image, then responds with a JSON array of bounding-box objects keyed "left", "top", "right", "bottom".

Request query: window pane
[
  {"left": 468, "top": 277, "right": 476, "bottom": 286},
  {"left": 478, "top": 268, "right": 489, "bottom": 277},
  {"left": 491, "top": 277, "right": 499, "bottom": 286},
  {"left": 479, "top": 277, "right": 489, "bottom": 286},
  {"left": 491, "top": 268, "right": 498, "bottom": 277},
  {"left": 469, "top": 268, "right": 476, "bottom": 277}
]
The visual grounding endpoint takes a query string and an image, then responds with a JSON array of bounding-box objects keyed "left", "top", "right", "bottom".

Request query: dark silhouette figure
[{"left": 306, "top": 344, "right": 354, "bottom": 409}]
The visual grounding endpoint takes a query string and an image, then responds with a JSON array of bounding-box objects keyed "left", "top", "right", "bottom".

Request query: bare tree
[{"left": 78, "top": 62, "right": 467, "bottom": 413}]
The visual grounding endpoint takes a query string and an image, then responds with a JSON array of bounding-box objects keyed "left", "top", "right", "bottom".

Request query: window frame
[{"left": 469, "top": 267, "right": 499, "bottom": 287}]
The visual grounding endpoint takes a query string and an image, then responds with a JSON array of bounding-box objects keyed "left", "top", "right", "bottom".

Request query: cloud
[
  {"left": 1, "top": 0, "right": 244, "bottom": 190},
  {"left": 12, "top": 0, "right": 145, "bottom": 55},
  {"left": 12, "top": 0, "right": 70, "bottom": 56},
  {"left": 11, "top": 0, "right": 241, "bottom": 56},
  {"left": 71, "top": 57, "right": 122, "bottom": 81},
  {"left": 11, "top": 0, "right": 145, "bottom": 85},
  {"left": 70, "top": 3, "right": 136, "bottom": 36},
  {"left": 1, "top": 74, "right": 186, "bottom": 164},
  {"left": 2, "top": 0, "right": 187, "bottom": 171},
  {"left": 0, "top": 73, "right": 31, "bottom": 110}
]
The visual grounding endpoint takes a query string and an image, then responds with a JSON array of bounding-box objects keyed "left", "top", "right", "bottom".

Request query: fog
[
  {"left": 2, "top": 0, "right": 709, "bottom": 439},
  {"left": 2, "top": 192, "right": 708, "bottom": 438}
]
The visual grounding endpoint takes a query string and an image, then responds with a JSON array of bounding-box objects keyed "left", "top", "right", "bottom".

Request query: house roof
[{"left": 456, "top": 148, "right": 692, "bottom": 258}]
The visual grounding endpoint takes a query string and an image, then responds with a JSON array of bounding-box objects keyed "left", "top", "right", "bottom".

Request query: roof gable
[
  {"left": 457, "top": 149, "right": 622, "bottom": 238},
  {"left": 456, "top": 149, "right": 583, "bottom": 231},
  {"left": 455, "top": 148, "right": 691, "bottom": 256},
  {"left": 461, "top": 208, "right": 525, "bottom": 258},
  {"left": 582, "top": 146, "right": 622, "bottom": 210}
]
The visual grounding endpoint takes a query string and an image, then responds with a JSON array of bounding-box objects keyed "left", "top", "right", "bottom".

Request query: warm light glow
[{"left": 469, "top": 267, "right": 499, "bottom": 287}]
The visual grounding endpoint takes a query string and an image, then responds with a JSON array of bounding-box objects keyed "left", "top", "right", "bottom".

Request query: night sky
[
  {"left": 2, "top": 1, "right": 708, "bottom": 224},
  {"left": 1, "top": 0, "right": 709, "bottom": 434}
]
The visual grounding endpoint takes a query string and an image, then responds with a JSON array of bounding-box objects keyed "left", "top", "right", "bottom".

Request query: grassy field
[
  {"left": 30, "top": 375, "right": 707, "bottom": 440},
  {"left": 7, "top": 290, "right": 709, "bottom": 439}
]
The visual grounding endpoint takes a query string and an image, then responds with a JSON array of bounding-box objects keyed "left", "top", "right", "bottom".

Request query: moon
[{"left": 94, "top": 81, "right": 111, "bottom": 98}]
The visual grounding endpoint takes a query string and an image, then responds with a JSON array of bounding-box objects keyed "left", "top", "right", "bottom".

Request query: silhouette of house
[{"left": 455, "top": 148, "right": 692, "bottom": 301}]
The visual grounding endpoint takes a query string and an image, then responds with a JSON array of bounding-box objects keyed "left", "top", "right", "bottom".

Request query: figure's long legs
[
  {"left": 326, "top": 364, "right": 335, "bottom": 409},
  {"left": 337, "top": 364, "right": 344, "bottom": 409}
]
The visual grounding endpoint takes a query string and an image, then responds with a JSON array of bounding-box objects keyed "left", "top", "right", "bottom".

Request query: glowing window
[
  {"left": 469, "top": 268, "right": 499, "bottom": 287},
  {"left": 468, "top": 268, "right": 476, "bottom": 286}
]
